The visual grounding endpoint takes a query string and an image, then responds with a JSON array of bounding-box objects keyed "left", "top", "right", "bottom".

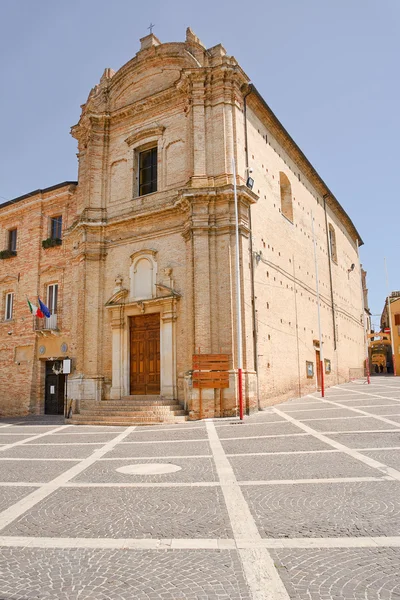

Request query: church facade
[{"left": 0, "top": 29, "right": 366, "bottom": 420}]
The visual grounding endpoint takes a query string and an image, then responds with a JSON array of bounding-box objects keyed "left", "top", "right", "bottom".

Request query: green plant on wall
[
  {"left": 0, "top": 249, "right": 17, "bottom": 259},
  {"left": 42, "top": 238, "right": 62, "bottom": 249}
]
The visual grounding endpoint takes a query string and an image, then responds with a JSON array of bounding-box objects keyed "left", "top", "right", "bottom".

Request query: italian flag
[{"left": 27, "top": 298, "right": 44, "bottom": 318}]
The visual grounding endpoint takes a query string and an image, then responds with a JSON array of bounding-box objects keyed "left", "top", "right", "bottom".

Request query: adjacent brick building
[{"left": 0, "top": 29, "right": 366, "bottom": 420}]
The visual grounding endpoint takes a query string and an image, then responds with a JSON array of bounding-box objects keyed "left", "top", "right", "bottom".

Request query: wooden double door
[{"left": 130, "top": 313, "right": 160, "bottom": 395}]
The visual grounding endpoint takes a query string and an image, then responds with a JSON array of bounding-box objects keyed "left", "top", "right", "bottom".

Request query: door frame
[
  {"left": 108, "top": 296, "right": 178, "bottom": 400},
  {"left": 44, "top": 360, "right": 65, "bottom": 414},
  {"left": 129, "top": 312, "right": 161, "bottom": 395}
]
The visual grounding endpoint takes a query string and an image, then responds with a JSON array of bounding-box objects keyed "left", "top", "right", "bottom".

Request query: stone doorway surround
[{"left": 106, "top": 294, "right": 179, "bottom": 401}]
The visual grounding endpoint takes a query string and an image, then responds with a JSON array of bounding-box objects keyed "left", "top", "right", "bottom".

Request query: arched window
[
  {"left": 279, "top": 172, "right": 293, "bottom": 222},
  {"left": 130, "top": 250, "right": 158, "bottom": 300},
  {"left": 328, "top": 224, "right": 337, "bottom": 263}
]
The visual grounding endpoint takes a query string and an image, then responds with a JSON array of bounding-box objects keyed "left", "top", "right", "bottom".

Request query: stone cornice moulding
[
  {"left": 125, "top": 125, "right": 165, "bottom": 147},
  {"left": 105, "top": 288, "right": 129, "bottom": 306},
  {"left": 130, "top": 248, "right": 158, "bottom": 263},
  {"left": 39, "top": 265, "right": 65, "bottom": 275}
]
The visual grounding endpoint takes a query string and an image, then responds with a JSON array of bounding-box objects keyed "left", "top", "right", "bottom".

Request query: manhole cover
[{"left": 116, "top": 463, "right": 182, "bottom": 475}]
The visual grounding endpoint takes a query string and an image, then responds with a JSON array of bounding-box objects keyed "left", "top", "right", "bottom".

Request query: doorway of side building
[
  {"left": 45, "top": 360, "right": 65, "bottom": 415},
  {"left": 130, "top": 313, "right": 160, "bottom": 395},
  {"left": 315, "top": 349, "right": 322, "bottom": 391}
]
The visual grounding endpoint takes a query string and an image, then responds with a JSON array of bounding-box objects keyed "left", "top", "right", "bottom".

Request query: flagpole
[
  {"left": 356, "top": 239, "right": 370, "bottom": 384},
  {"left": 311, "top": 211, "right": 324, "bottom": 397},
  {"left": 384, "top": 258, "right": 397, "bottom": 376},
  {"left": 232, "top": 157, "right": 244, "bottom": 420}
]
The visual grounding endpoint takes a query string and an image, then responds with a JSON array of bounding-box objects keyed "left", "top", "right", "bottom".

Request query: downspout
[
  {"left": 243, "top": 84, "right": 260, "bottom": 410},
  {"left": 323, "top": 194, "right": 337, "bottom": 350}
]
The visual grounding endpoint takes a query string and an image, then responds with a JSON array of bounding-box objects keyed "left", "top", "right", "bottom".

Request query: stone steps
[
  {"left": 67, "top": 414, "right": 188, "bottom": 426},
  {"left": 68, "top": 395, "right": 188, "bottom": 426}
]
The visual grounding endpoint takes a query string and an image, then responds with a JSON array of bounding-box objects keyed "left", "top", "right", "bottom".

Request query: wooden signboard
[{"left": 192, "top": 354, "right": 230, "bottom": 389}]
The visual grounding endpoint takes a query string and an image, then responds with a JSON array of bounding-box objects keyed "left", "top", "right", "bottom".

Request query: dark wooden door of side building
[
  {"left": 130, "top": 313, "right": 160, "bottom": 395},
  {"left": 45, "top": 361, "right": 65, "bottom": 415}
]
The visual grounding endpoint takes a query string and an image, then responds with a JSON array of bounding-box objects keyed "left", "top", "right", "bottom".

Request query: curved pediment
[{"left": 108, "top": 47, "right": 202, "bottom": 112}]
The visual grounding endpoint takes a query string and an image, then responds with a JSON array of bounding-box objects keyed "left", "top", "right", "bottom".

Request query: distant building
[
  {"left": 0, "top": 29, "right": 366, "bottom": 420},
  {"left": 381, "top": 292, "right": 400, "bottom": 374}
]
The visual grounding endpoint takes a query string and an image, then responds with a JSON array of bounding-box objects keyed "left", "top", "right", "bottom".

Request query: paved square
[
  {"left": 242, "top": 480, "right": 400, "bottom": 537},
  {"left": 2, "top": 486, "right": 232, "bottom": 539},
  {"left": 0, "top": 548, "right": 251, "bottom": 599},
  {"left": 72, "top": 457, "right": 218, "bottom": 483},
  {"left": 0, "top": 377, "right": 400, "bottom": 599},
  {"left": 229, "top": 452, "right": 378, "bottom": 481}
]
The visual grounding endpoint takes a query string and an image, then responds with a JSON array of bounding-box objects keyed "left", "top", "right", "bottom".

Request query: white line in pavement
[
  {"left": 226, "top": 450, "right": 340, "bottom": 457},
  {"left": 300, "top": 415, "right": 371, "bottom": 422},
  {"left": 221, "top": 433, "right": 308, "bottom": 441},
  {"left": 0, "top": 535, "right": 399, "bottom": 550},
  {"left": 215, "top": 420, "right": 286, "bottom": 428},
  {"left": 0, "top": 425, "right": 72, "bottom": 452},
  {"left": 0, "top": 458, "right": 79, "bottom": 462},
  {"left": 0, "top": 482, "right": 41, "bottom": 487},
  {"left": 99, "top": 455, "right": 212, "bottom": 460},
  {"left": 319, "top": 394, "right": 400, "bottom": 428},
  {"left": 206, "top": 421, "right": 290, "bottom": 600},
  {"left": 119, "top": 438, "right": 209, "bottom": 444},
  {"left": 322, "top": 429, "right": 400, "bottom": 435},
  {"left": 273, "top": 408, "right": 400, "bottom": 482},
  {"left": 237, "top": 476, "right": 392, "bottom": 485},
  {"left": 0, "top": 426, "right": 136, "bottom": 532},
  {"left": 25, "top": 442, "right": 105, "bottom": 446},
  {"left": 63, "top": 482, "right": 220, "bottom": 488},
  {"left": 336, "top": 386, "right": 400, "bottom": 404}
]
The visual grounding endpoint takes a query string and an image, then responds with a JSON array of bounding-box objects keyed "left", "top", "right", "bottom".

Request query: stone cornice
[{"left": 125, "top": 125, "right": 165, "bottom": 147}]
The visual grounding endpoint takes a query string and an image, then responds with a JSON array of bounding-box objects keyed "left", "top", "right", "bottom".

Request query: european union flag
[{"left": 38, "top": 297, "right": 51, "bottom": 318}]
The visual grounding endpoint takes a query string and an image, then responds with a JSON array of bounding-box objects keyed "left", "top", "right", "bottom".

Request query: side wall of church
[{"left": 241, "top": 105, "right": 365, "bottom": 405}]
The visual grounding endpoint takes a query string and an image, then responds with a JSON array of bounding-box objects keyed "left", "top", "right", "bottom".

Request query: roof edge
[
  {"left": 247, "top": 84, "right": 364, "bottom": 246},
  {"left": 0, "top": 181, "right": 78, "bottom": 211}
]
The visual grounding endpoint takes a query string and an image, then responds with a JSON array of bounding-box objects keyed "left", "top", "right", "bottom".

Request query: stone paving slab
[
  {"left": 217, "top": 414, "right": 286, "bottom": 425},
  {"left": 0, "top": 444, "right": 104, "bottom": 459},
  {"left": 144, "top": 422, "right": 206, "bottom": 430},
  {"left": 124, "top": 428, "right": 207, "bottom": 442},
  {"left": 0, "top": 547, "right": 251, "bottom": 599},
  {"left": 0, "top": 426, "right": 61, "bottom": 434},
  {"left": 270, "top": 547, "right": 400, "bottom": 599},
  {"left": 0, "top": 434, "right": 36, "bottom": 443},
  {"left": 0, "top": 460, "right": 79, "bottom": 483},
  {"left": 282, "top": 408, "right": 363, "bottom": 420},
  {"left": 360, "top": 406, "right": 400, "bottom": 415},
  {"left": 229, "top": 452, "right": 378, "bottom": 481},
  {"left": 0, "top": 486, "right": 38, "bottom": 512},
  {"left": 106, "top": 440, "right": 211, "bottom": 458},
  {"left": 25, "top": 433, "right": 119, "bottom": 444},
  {"left": 216, "top": 422, "right": 302, "bottom": 438},
  {"left": 331, "top": 398, "right": 400, "bottom": 406},
  {"left": 327, "top": 432, "right": 400, "bottom": 448},
  {"left": 360, "top": 449, "right": 400, "bottom": 470},
  {"left": 242, "top": 480, "right": 400, "bottom": 538},
  {"left": 221, "top": 435, "right": 332, "bottom": 455},
  {"left": 1, "top": 487, "right": 233, "bottom": 539},
  {"left": 382, "top": 415, "right": 400, "bottom": 424},
  {"left": 300, "top": 416, "right": 400, "bottom": 432},
  {"left": 72, "top": 457, "right": 218, "bottom": 483}
]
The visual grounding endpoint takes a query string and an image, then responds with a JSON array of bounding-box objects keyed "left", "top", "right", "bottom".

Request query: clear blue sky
[{"left": 0, "top": 0, "right": 398, "bottom": 326}]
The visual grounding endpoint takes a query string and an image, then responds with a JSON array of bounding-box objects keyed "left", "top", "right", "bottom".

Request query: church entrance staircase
[{"left": 67, "top": 395, "right": 188, "bottom": 426}]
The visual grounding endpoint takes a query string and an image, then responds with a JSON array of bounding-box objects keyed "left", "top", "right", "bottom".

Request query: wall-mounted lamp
[
  {"left": 246, "top": 176, "right": 254, "bottom": 190},
  {"left": 254, "top": 250, "right": 262, "bottom": 264},
  {"left": 347, "top": 263, "right": 355, "bottom": 274}
]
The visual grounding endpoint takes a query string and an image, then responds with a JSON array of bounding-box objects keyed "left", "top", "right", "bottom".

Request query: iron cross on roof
[{"left": 148, "top": 22, "right": 155, "bottom": 34}]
